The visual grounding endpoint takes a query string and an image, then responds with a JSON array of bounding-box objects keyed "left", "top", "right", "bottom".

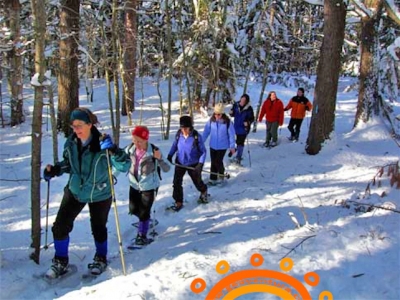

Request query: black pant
[
  {"left": 210, "top": 148, "right": 226, "bottom": 180},
  {"left": 172, "top": 164, "right": 207, "bottom": 203},
  {"left": 288, "top": 118, "right": 304, "bottom": 139},
  {"left": 129, "top": 187, "right": 156, "bottom": 221},
  {"left": 236, "top": 134, "right": 247, "bottom": 147},
  {"left": 52, "top": 186, "right": 112, "bottom": 243}
]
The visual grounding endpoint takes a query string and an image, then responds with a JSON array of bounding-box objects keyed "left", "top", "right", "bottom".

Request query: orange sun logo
[{"left": 190, "top": 253, "right": 333, "bottom": 299}]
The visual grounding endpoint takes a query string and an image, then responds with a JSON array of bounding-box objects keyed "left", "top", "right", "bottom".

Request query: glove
[
  {"left": 195, "top": 163, "right": 203, "bottom": 173},
  {"left": 43, "top": 165, "right": 58, "bottom": 181},
  {"left": 244, "top": 121, "right": 250, "bottom": 133},
  {"left": 100, "top": 134, "right": 115, "bottom": 150},
  {"left": 167, "top": 155, "right": 173, "bottom": 164}
]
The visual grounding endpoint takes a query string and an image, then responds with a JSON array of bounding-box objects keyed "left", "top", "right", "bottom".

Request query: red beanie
[{"left": 131, "top": 126, "right": 149, "bottom": 140}]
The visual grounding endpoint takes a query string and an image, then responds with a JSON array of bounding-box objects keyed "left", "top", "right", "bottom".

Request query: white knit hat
[{"left": 214, "top": 103, "right": 225, "bottom": 114}]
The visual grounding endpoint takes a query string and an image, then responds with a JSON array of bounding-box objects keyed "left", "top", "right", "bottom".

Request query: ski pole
[
  {"left": 106, "top": 149, "right": 126, "bottom": 276},
  {"left": 44, "top": 180, "right": 50, "bottom": 250},
  {"left": 246, "top": 136, "right": 251, "bottom": 168},
  {"left": 149, "top": 190, "right": 158, "bottom": 237},
  {"left": 172, "top": 162, "right": 230, "bottom": 179}
]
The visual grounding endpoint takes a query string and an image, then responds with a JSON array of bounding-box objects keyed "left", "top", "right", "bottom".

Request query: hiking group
[{"left": 42, "top": 87, "right": 312, "bottom": 279}]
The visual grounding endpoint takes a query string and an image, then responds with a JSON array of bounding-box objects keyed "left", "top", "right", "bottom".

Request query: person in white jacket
[{"left": 125, "top": 126, "right": 170, "bottom": 245}]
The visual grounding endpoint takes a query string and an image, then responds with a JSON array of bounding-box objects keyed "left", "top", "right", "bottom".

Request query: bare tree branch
[{"left": 279, "top": 235, "right": 316, "bottom": 260}]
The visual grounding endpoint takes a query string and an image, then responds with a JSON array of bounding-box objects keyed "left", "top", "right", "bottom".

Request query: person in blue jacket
[
  {"left": 124, "top": 126, "right": 170, "bottom": 245},
  {"left": 229, "top": 94, "right": 255, "bottom": 164},
  {"left": 43, "top": 107, "right": 130, "bottom": 278},
  {"left": 202, "top": 103, "right": 236, "bottom": 185},
  {"left": 167, "top": 116, "right": 208, "bottom": 210}
]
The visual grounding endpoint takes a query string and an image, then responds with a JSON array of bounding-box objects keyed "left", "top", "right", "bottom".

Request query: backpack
[
  {"left": 175, "top": 129, "right": 200, "bottom": 151},
  {"left": 127, "top": 143, "right": 162, "bottom": 180}
]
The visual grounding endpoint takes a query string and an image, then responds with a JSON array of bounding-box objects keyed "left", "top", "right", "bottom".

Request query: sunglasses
[
  {"left": 215, "top": 113, "right": 222, "bottom": 116},
  {"left": 70, "top": 124, "right": 87, "bottom": 130}
]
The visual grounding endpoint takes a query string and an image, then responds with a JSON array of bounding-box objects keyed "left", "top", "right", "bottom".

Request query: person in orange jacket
[
  {"left": 258, "top": 91, "right": 284, "bottom": 147},
  {"left": 284, "top": 88, "right": 313, "bottom": 141}
]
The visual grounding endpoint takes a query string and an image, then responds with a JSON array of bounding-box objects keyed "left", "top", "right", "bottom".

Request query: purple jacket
[{"left": 168, "top": 129, "right": 207, "bottom": 166}]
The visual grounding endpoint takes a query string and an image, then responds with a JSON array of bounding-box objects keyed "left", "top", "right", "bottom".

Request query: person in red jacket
[
  {"left": 258, "top": 91, "right": 284, "bottom": 147},
  {"left": 284, "top": 88, "right": 313, "bottom": 141}
]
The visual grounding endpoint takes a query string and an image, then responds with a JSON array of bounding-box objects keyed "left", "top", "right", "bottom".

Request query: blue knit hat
[{"left": 70, "top": 109, "right": 91, "bottom": 124}]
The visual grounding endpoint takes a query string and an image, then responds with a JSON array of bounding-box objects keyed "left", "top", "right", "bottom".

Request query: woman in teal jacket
[{"left": 43, "top": 107, "right": 130, "bottom": 279}]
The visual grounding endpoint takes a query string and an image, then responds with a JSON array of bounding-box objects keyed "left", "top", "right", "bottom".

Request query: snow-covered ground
[{"left": 0, "top": 78, "right": 399, "bottom": 300}]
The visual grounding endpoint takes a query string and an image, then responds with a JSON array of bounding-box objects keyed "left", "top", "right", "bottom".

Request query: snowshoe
[
  {"left": 127, "top": 235, "right": 154, "bottom": 250},
  {"left": 262, "top": 142, "right": 270, "bottom": 148},
  {"left": 36, "top": 258, "right": 77, "bottom": 284},
  {"left": 166, "top": 203, "right": 184, "bottom": 212},
  {"left": 287, "top": 136, "right": 298, "bottom": 142},
  {"left": 229, "top": 157, "right": 243, "bottom": 167}
]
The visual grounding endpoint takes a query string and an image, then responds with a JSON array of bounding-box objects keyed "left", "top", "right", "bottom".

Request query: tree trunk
[
  {"left": 57, "top": 0, "right": 80, "bottom": 137},
  {"left": 30, "top": 0, "right": 46, "bottom": 265},
  {"left": 353, "top": 0, "right": 384, "bottom": 127},
  {"left": 253, "top": 64, "right": 269, "bottom": 133},
  {"left": 177, "top": 0, "right": 192, "bottom": 119},
  {"left": 98, "top": 17, "right": 116, "bottom": 141},
  {"left": 47, "top": 83, "right": 59, "bottom": 164},
  {"left": 165, "top": 0, "right": 173, "bottom": 136},
  {"left": 6, "top": 0, "right": 24, "bottom": 126},
  {"left": 0, "top": 54, "right": 3, "bottom": 128},
  {"left": 111, "top": 0, "right": 120, "bottom": 145},
  {"left": 121, "top": 0, "right": 137, "bottom": 117},
  {"left": 305, "top": 0, "right": 346, "bottom": 155}
]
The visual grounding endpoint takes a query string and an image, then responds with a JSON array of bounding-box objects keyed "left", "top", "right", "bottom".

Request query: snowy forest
[{"left": 1, "top": 0, "right": 400, "bottom": 268}]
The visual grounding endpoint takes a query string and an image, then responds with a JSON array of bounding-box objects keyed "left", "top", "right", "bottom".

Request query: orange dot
[
  {"left": 280, "top": 257, "right": 293, "bottom": 272},
  {"left": 216, "top": 260, "right": 230, "bottom": 274},
  {"left": 250, "top": 253, "right": 264, "bottom": 267},
  {"left": 190, "top": 278, "right": 206, "bottom": 294},
  {"left": 319, "top": 290, "right": 333, "bottom": 300},
  {"left": 304, "top": 271, "right": 320, "bottom": 287}
]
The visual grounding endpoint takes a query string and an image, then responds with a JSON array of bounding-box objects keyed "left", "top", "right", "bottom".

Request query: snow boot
[
  {"left": 135, "top": 234, "right": 152, "bottom": 246},
  {"left": 45, "top": 256, "right": 69, "bottom": 279},
  {"left": 198, "top": 192, "right": 209, "bottom": 204},
  {"left": 88, "top": 254, "right": 107, "bottom": 275}
]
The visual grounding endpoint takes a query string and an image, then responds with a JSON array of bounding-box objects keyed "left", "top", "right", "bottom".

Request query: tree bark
[
  {"left": 30, "top": 0, "right": 46, "bottom": 264},
  {"left": 165, "top": 0, "right": 173, "bottom": 137},
  {"left": 57, "top": 0, "right": 80, "bottom": 136},
  {"left": 6, "top": 0, "right": 24, "bottom": 126},
  {"left": 305, "top": 0, "right": 346, "bottom": 155},
  {"left": 121, "top": 0, "right": 137, "bottom": 117},
  {"left": 47, "top": 83, "right": 59, "bottom": 164},
  {"left": 111, "top": 0, "right": 120, "bottom": 145},
  {"left": 353, "top": 0, "right": 384, "bottom": 127}
]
